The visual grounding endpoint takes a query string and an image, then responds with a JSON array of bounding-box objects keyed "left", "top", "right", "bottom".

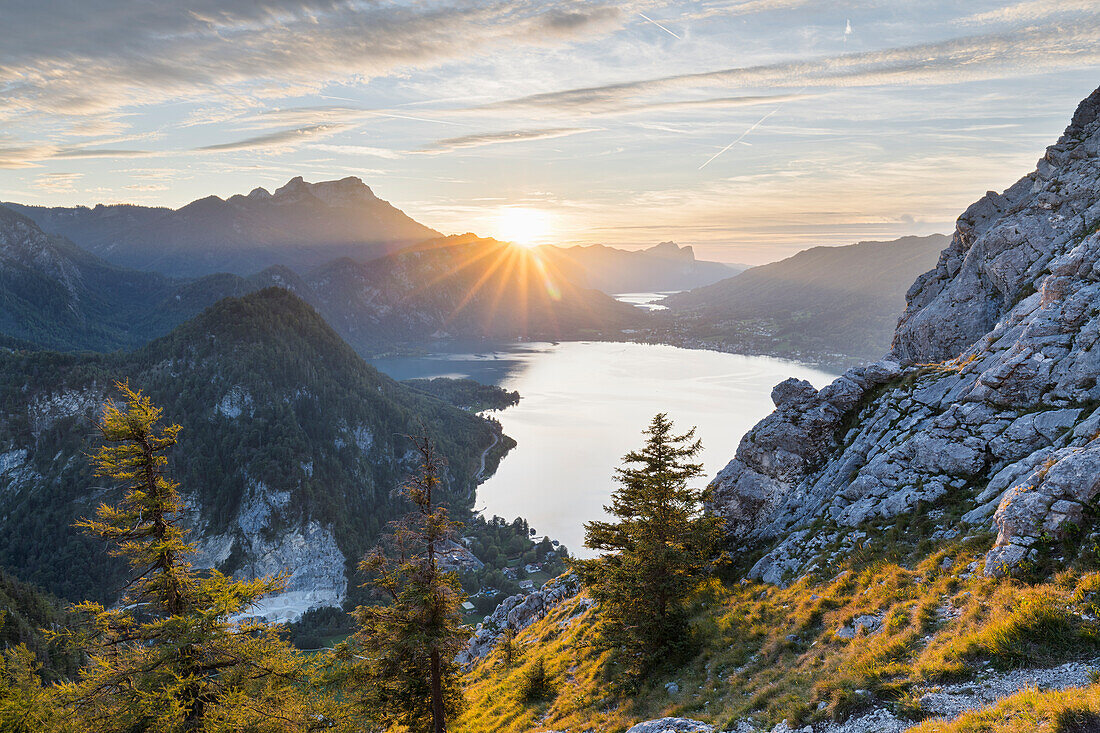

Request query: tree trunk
[{"left": 430, "top": 648, "right": 445, "bottom": 733}]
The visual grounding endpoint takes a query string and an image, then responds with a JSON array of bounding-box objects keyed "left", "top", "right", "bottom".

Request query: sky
[{"left": 1, "top": 1, "right": 1099, "bottom": 264}]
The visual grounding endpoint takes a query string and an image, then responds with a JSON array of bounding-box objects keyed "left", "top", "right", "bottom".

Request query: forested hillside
[
  {"left": 661, "top": 235, "right": 948, "bottom": 366},
  {"left": 0, "top": 288, "right": 507, "bottom": 618}
]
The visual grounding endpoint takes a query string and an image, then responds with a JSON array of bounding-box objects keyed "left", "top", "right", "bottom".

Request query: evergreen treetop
[{"left": 573, "top": 413, "right": 721, "bottom": 681}]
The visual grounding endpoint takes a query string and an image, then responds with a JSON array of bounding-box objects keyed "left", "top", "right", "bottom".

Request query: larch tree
[
  {"left": 572, "top": 413, "right": 722, "bottom": 681},
  {"left": 54, "top": 381, "right": 333, "bottom": 733},
  {"left": 343, "top": 434, "right": 466, "bottom": 733}
]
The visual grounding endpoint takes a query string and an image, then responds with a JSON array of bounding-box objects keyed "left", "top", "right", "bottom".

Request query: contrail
[
  {"left": 698, "top": 107, "right": 780, "bottom": 169},
  {"left": 699, "top": 89, "right": 805, "bottom": 170},
  {"left": 638, "top": 12, "right": 681, "bottom": 39}
]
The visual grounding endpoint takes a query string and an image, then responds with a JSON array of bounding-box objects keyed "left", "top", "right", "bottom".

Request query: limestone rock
[
  {"left": 708, "top": 86, "right": 1100, "bottom": 581},
  {"left": 456, "top": 574, "right": 581, "bottom": 666},
  {"left": 625, "top": 718, "right": 714, "bottom": 733}
]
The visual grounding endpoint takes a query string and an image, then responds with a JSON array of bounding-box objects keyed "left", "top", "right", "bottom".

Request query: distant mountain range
[
  {"left": 660, "top": 234, "right": 950, "bottom": 366},
  {"left": 0, "top": 204, "right": 244, "bottom": 351},
  {"left": 0, "top": 288, "right": 510, "bottom": 620},
  {"left": 4, "top": 176, "right": 440, "bottom": 277},
  {"left": 536, "top": 241, "right": 743, "bottom": 294},
  {"left": 0, "top": 204, "right": 644, "bottom": 354}
]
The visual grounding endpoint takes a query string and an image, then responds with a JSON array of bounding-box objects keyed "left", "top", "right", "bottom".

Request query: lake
[
  {"left": 611, "top": 291, "right": 680, "bottom": 311},
  {"left": 371, "top": 341, "right": 836, "bottom": 558}
]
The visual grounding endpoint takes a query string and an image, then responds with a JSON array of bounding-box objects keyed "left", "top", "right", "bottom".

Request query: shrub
[{"left": 519, "top": 658, "right": 556, "bottom": 704}]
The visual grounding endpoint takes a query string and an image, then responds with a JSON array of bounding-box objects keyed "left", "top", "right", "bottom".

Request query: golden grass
[
  {"left": 910, "top": 684, "right": 1100, "bottom": 733},
  {"left": 457, "top": 546, "right": 1100, "bottom": 732}
]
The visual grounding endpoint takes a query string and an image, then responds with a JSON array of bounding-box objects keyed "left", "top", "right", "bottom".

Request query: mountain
[
  {"left": 5, "top": 176, "right": 440, "bottom": 277},
  {"left": 661, "top": 234, "right": 949, "bottom": 366},
  {"left": 457, "top": 87, "right": 1100, "bottom": 733},
  {"left": 0, "top": 208, "right": 643, "bottom": 355},
  {"left": 709, "top": 86, "right": 1100, "bottom": 585},
  {"left": 535, "top": 241, "right": 743, "bottom": 294},
  {"left": 300, "top": 234, "right": 647, "bottom": 348},
  {"left": 0, "top": 288, "right": 510, "bottom": 621},
  {"left": 0, "top": 204, "right": 198, "bottom": 351},
  {"left": 0, "top": 204, "right": 305, "bottom": 352}
]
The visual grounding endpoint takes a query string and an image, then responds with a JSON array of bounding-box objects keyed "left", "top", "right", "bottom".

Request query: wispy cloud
[
  {"left": 33, "top": 172, "right": 81, "bottom": 193},
  {"left": 477, "top": 24, "right": 1100, "bottom": 115},
  {"left": 0, "top": 1, "right": 627, "bottom": 128},
  {"left": 415, "top": 127, "right": 600, "bottom": 154},
  {"left": 196, "top": 124, "right": 344, "bottom": 152},
  {"left": 958, "top": 0, "right": 1100, "bottom": 25}
]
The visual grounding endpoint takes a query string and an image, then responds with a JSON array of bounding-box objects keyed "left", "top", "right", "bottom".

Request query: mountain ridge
[
  {"left": 535, "top": 241, "right": 743, "bottom": 294},
  {"left": 660, "top": 234, "right": 949, "bottom": 367},
  {"left": 4, "top": 176, "right": 441, "bottom": 277}
]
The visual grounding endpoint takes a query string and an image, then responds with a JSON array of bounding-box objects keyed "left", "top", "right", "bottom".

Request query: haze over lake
[{"left": 373, "top": 341, "right": 835, "bottom": 557}]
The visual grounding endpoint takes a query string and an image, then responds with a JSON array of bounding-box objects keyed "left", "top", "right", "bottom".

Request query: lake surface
[
  {"left": 371, "top": 342, "right": 836, "bottom": 558},
  {"left": 611, "top": 291, "right": 680, "bottom": 310}
]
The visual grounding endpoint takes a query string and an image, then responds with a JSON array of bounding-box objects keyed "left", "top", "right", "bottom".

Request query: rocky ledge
[
  {"left": 709, "top": 86, "right": 1100, "bottom": 583},
  {"left": 456, "top": 574, "right": 583, "bottom": 667}
]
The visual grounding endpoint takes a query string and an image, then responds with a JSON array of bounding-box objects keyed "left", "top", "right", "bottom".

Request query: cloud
[
  {"left": 0, "top": 145, "right": 54, "bottom": 169},
  {"left": 32, "top": 173, "right": 81, "bottom": 193},
  {"left": 196, "top": 124, "right": 344, "bottom": 152},
  {"left": 310, "top": 143, "right": 403, "bottom": 160},
  {"left": 53, "top": 148, "right": 155, "bottom": 159},
  {"left": 476, "top": 23, "right": 1100, "bottom": 115},
  {"left": 415, "top": 127, "right": 600, "bottom": 154},
  {"left": 958, "top": 0, "right": 1100, "bottom": 26},
  {"left": 0, "top": 1, "right": 628, "bottom": 127}
]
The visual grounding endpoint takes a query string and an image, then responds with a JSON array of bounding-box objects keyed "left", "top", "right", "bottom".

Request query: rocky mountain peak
[
  {"left": 270, "top": 175, "right": 376, "bottom": 207},
  {"left": 710, "top": 85, "right": 1100, "bottom": 583},
  {"left": 891, "top": 86, "right": 1100, "bottom": 365},
  {"left": 645, "top": 241, "right": 695, "bottom": 261}
]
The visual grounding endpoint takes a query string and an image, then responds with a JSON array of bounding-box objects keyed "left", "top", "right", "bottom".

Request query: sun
[{"left": 496, "top": 207, "right": 552, "bottom": 247}]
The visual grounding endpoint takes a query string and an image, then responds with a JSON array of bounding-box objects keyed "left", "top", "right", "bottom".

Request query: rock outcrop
[
  {"left": 456, "top": 574, "right": 582, "bottom": 667},
  {"left": 710, "top": 86, "right": 1100, "bottom": 581}
]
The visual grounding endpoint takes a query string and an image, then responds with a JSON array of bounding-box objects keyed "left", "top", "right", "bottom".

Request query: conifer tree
[
  {"left": 0, "top": 643, "right": 56, "bottom": 733},
  {"left": 344, "top": 434, "right": 466, "bottom": 733},
  {"left": 573, "top": 413, "right": 722, "bottom": 680},
  {"left": 55, "top": 381, "right": 331, "bottom": 732}
]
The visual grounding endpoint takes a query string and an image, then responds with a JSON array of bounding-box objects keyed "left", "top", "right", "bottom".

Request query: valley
[{"left": 2, "top": 8, "right": 1099, "bottom": 728}]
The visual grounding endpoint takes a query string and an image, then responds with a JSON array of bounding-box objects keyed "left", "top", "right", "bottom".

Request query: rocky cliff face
[{"left": 710, "top": 87, "right": 1100, "bottom": 582}]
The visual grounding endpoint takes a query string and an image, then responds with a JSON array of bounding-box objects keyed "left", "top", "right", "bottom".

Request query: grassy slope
[
  {"left": 459, "top": 539, "right": 1100, "bottom": 732},
  {"left": 910, "top": 686, "right": 1100, "bottom": 732}
]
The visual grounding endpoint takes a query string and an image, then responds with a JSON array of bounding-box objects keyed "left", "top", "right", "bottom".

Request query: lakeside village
[{"left": 436, "top": 522, "right": 570, "bottom": 622}]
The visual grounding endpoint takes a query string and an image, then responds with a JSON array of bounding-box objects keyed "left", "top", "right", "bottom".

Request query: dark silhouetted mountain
[
  {"left": 662, "top": 234, "right": 949, "bottom": 365},
  {"left": 536, "top": 241, "right": 743, "bottom": 294},
  {"left": 5, "top": 176, "right": 440, "bottom": 277},
  {"left": 0, "top": 288, "right": 509, "bottom": 621}
]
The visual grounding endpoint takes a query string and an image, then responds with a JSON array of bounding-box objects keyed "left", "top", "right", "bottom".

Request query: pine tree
[
  {"left": 344, "top": 434, "right": 466, "bottom": 733},
  {"left": 572, "top": 413, "right": 722, "bottom": 681},
  {"left": 54, "top": 381, "right": 331, "bottom": 732}
]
